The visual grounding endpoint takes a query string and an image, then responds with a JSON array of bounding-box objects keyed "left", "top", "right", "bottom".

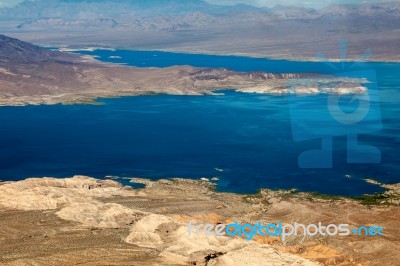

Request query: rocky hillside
[{"left": 0, "top": 34, "right": 76, "bottom": 62}]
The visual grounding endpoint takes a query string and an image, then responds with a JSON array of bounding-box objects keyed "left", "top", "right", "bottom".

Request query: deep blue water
[{"left": 0, "top": 49, "right": 399, "bottom": 196}]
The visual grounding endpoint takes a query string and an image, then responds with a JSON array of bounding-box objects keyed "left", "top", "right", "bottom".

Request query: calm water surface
[{"left": 0, "top": 50, "right": 399, "bottom": 196}]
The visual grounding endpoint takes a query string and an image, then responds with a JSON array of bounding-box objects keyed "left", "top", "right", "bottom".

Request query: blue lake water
[{"left": 0, "top": 49, "right": 399, "bottom": 196}]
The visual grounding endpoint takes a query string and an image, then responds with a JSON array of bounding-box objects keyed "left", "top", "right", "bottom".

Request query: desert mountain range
[{"left": 1, "top": 1, "right": 399, "bottom": 61}]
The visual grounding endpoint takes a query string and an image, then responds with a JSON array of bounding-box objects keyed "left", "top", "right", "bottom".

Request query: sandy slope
[
  {"left": 0, "top": 176, "right": 320, "bottom": 265},
  {"left": 0, "top": 176, "right": 399, "bottom": 265}
]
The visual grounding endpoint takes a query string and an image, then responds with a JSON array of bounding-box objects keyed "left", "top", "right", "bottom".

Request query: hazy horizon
[{"left": 0, "top": 0, "right": 396, "bottom": 9}]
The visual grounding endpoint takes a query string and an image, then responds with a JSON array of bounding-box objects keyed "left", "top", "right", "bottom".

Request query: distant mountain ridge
[
  {"left": 1, "top": 1, "right": 399, "bottom": 61},
  {"left": 2, "top": 1, "right": 399, "bottom": 33},
  {"left": 3, "top": 0, "right": 399, "bottom": 21},
  {"left": 0, "top": 0, "right": 254, "bottom": 19}
]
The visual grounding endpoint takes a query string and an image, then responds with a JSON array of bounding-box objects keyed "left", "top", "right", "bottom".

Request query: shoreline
[
  {"left": 1, "top": 175, "right": 398, "bottom": 205},
  {"left": 56, "top": 45, "right": 400, "bottom": 64},
  {"left": 72, "top": 176, "right": 400, "bottom": 206},
  {"left": 138, "top": 48, "right": 400, "bottom": 64},
  {"left": 0, "top": 87, "right": 364, "bottom": 107},
  {"left": 126, "top": 176, "right": 400, "bottom": 206}
]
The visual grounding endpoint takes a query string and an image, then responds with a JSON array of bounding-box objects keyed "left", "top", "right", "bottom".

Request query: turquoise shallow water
[{"left": 0, "top": 50, "right": 399, "bottom": 196}]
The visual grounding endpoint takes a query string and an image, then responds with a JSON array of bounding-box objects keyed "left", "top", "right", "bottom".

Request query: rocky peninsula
[{"left": 0, "top": 35, "right": 367, "bottom": 106}]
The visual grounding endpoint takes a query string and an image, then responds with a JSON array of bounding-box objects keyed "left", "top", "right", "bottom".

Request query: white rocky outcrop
[
  {"left": 0, "top": 176, "right": 130, "bottom": 210},
  {"left": 0, "top": 176, "right": 143, "bottom": 228},
  {"left": 0, "top": 176, "right": 320, "bottom": 265},
  {"left": 56, "top": 202, "right": 145, "bottom": 228},
  {"left": 125, "top": 213, "right": 320, "bottom": 265}
]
